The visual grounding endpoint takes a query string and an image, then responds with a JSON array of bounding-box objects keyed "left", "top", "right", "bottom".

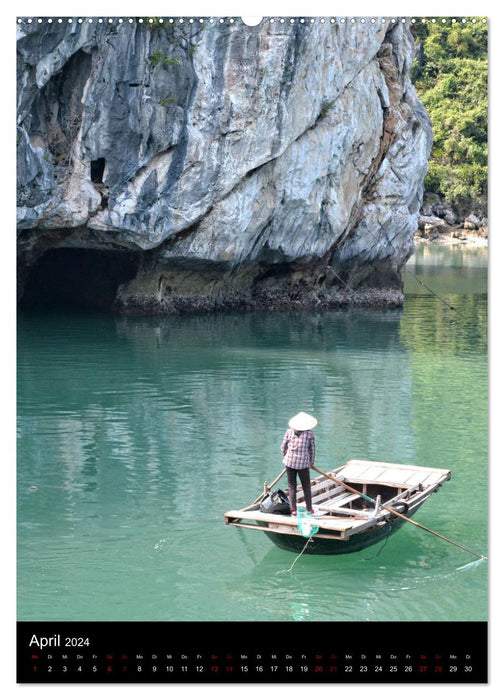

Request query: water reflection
[
  {"left": 17, "top": 245, "right": 487, "bottom": 621},
  {"left": 407, "top": 242, "right": 488, "bottom": 269},
  {"left": 404, "top": 242, "right": 487, "bottom": 296}
]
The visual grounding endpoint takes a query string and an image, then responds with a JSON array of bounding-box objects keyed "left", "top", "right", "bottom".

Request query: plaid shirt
[{"left": 281, "top": 429, "right": 315, "bottom": 470}]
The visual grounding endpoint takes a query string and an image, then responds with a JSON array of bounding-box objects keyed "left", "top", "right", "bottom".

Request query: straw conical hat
[{"left": 288, "top": 412, "right": 318, "bottom": 431}]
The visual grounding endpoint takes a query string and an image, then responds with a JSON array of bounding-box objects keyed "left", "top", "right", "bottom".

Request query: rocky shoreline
[
  {"left": 114, "top": 214, "right": 488, "bottom": 316},
  {"left": 414, "top": 227, "right": 488, "bottom": 247},
  {"left": 113, "top": 283, "right": 405, "bottom": 316},
  {"left": 415, "top": 197, "right": 488, "bottom": 247},
  {"left": 112, "top": 208, "right": 488, "bottom": 317}
]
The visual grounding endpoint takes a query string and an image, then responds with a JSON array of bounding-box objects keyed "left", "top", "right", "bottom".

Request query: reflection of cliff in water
[
  {"left": 114, "top": 308, "right": 415, "bottom": 473},
  {"left": 17, "top": 309, "right": 415, "bottom": 533},
  {"left": 114, "top": 308, "right": 406, "bottom": 355}
]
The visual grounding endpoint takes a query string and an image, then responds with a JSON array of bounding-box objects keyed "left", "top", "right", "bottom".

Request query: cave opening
[
  {"left": 90, "top": 158, "right": 106, "bottom": 184},
  {"left": 19, "top": 248, "right": 139, "bottom": 312}
]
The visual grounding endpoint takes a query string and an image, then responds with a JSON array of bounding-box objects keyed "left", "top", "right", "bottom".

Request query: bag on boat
[
  {"left": 260, "top": 489, "right": 291, "bottom": 515},
  {"left": 296, "top": 508, "right": 320, "bottom": 538}
]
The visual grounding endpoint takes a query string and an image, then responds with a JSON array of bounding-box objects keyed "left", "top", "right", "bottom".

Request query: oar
[
  {"left": 250, "top": 468, "right": 286, "bottom": 506},
  {"left": 312, "top": 466, "right": 488, "bottom": 561}
]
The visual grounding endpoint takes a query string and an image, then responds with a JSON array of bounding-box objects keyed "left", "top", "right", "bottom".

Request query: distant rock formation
[
  {"left": 416, "top": 195, "right": 488, "bottom": 244},
  {"left": 17, "top": 17, "right": 432, "bottom": 312}
]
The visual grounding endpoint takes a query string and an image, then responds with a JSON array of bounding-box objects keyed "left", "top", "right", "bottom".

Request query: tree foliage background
[{"left": 410, "top": 19, "right": 487, "bottom": 218}]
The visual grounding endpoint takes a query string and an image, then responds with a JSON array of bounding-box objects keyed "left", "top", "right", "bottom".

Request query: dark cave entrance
[
  {"left": 19, "top": 248, "right": 139, "bottom": 312},
  {"left": 90, "top": 158, "right": 106, "bottom": 184}
]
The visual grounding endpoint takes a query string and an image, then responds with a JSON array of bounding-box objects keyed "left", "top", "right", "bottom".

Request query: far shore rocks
[
  {"left": 415, "top": 221, "right": 487, "bottom": 246},
  {"left": 416, "top": 193, "right": 487, "bottom": 246},
  {"left": 415, "top": 202, "right": 487, "bottom": 246},
  {"left": 418, "top": 215, "right": 451, "bottom": 235}
]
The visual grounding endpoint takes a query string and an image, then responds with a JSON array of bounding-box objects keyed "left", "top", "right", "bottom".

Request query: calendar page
[{"left": 15, "top": 4, "right": 488, "bottom": 686}]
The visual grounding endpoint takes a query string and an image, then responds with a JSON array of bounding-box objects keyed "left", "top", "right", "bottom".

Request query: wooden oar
[
  {"left": 250, "top": 468, "right": 286, "bottom": 506},
  {"left": 312, "top": 465, "right": 488, "bottom": 561}
]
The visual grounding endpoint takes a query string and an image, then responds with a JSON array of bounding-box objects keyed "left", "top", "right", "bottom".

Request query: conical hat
[{"left": 288, "top": 412, "right": 318, "bottom": 431}]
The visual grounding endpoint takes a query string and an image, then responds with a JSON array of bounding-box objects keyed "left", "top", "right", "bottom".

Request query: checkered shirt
[{"left": 280, "top": 428, "right": 315, "bottom": 470}]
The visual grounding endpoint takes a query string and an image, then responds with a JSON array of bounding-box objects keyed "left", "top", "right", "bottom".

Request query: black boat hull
[{"left": 263, "top": 507, "right": 419, "bottom": 555}]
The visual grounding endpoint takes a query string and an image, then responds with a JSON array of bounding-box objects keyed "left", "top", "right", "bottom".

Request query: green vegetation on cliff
[{"left": 411, "top": 20, "right": 487, "bottom": 217}]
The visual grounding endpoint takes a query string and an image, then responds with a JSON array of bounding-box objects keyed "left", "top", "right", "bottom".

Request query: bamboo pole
[{"left": 312, "top": 466, "right": 488, "bottom": 561}]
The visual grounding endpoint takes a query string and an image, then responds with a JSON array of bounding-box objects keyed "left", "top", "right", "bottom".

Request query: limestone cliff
[{"left": 17, "top": 17, "right": 432, "bottom": 312}]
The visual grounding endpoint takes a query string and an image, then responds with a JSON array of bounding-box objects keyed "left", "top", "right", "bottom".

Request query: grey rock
[
  {"left": 441, "top": 209, "right": 457, "bottom": 226},
  {"left": 17, "top": 18, "right": 432, "bottom": 311},
  {"left": 464, "top": 213, "right": 481, "bottom": 230},
  {"left": 418, "top": 215, "right": 449, "bottom": 233},
  {"left": 424, "top": 224, "right": 440, "bottom": 238},
  {"left": 431, "top": 202, "right": 456, "bottom": 225},
  {"left": 420, "top": 203, "right": 433, "bottom": 217}
]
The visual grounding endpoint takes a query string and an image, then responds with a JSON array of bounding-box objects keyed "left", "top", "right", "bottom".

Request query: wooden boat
[{"left": 224, "top": 460, "right": 451, "bottom": 555}]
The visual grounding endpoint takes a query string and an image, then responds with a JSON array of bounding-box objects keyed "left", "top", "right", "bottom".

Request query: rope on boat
[
  {"left": 364, "top": 522, "right": 393, "bottom": 560},
  {"left": 276, "top": 537, "right": 314, "bottom": 575},
  {"left": 312, "top": 466, "right": 488, "bottom": 562}
]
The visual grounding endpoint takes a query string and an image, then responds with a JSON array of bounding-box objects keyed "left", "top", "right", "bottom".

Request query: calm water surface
[{"left": 17, "top": 243, "right": 487, "bottom": 621}]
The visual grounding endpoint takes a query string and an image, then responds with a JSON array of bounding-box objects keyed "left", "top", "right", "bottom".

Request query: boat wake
[{"left": 455, "top": 558, "right": 486, "bottom": 572}]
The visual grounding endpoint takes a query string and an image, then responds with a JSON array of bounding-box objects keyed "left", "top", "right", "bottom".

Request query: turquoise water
[{"left": 17, "top": 244, "right": 487, "bottom": 622}]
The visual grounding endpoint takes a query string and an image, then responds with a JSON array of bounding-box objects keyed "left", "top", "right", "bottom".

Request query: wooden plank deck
[
  {"left": 322, "top": 493, "right": 361, "bottom": 511},
  {"left": 337, "top": 460, "right": 450, "bottom": 487},
  {"left": 225, "top": 460, "right": 450, "bottom": 542},
  {"left": 298, "top": 485, "right": 345, "bottom": 506},
  {"left": 224, "top": 508, "right": 374, "bottom": 535},
  {"left": 297, "top": 460, "right": 449, "bottom": 508}
]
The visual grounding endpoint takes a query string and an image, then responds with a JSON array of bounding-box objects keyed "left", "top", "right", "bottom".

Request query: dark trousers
[{"left": 286, "top": 467, "right": 312, "bottom": 511}]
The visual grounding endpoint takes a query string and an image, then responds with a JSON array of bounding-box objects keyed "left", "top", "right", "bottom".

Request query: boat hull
[
  {"left": 263, "top": 508, "right": 418, "bottom": 555},
  {"left": 225, "top": 460, "right": 451, "bottom": 555}
]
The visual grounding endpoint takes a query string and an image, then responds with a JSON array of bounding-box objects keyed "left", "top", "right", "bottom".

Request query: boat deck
[
  {"left": 224, "top": 460, "right": 451, "bottom": 541},
  {"left": 223, "top": 508, "right": 371, "bottom": 539},
  {"left": 335, "top": 460, "right": 451, "bottom": 488}
]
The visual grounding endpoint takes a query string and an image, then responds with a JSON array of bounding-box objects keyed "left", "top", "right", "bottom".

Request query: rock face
[{"left": 17, "top": 17, "right": 432, "bottom": 312}]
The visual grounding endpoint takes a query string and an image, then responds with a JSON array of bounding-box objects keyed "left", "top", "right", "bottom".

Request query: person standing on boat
[{"left": 281, "top": 412, "right": 317, "bottom": 516}]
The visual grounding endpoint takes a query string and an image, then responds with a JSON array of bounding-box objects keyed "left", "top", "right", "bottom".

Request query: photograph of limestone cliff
[{"left": 17, "top": 15, "right": 487, "bottom": 638}]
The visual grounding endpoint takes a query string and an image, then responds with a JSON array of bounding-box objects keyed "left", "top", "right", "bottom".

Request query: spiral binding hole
[{"left": 16, "top": 16, "right": 487, "bottom": 27}]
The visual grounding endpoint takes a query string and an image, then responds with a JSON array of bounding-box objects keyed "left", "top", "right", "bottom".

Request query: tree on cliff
[{"left": 410, "top": 19, "right": 487, "bottom": 218}]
